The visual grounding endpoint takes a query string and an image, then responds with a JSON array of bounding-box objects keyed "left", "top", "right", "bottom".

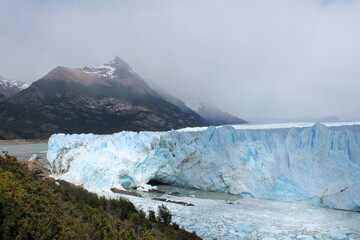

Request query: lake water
[
  {"left": 135, "top": 184, "right": 242, "bottom": 201},
  {"left": 0, "top": 143, "right": 48, "bottom": 160}
]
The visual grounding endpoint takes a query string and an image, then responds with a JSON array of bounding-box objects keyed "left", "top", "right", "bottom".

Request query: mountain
[
  {"left": 145, "top": 79, "right": 209, "bottom": 126},
  {"left": 197, "top": 102, "right": 248, "bottom": 126},
  {"left": 0, "top": 75, "right": 28, "bottom": 101},
  {"left": 0, "top": 56, "right": 201, "bottom": 139}
]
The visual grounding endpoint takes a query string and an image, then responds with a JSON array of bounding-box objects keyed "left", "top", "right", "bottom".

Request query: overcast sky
[{"left": 1, "top": 0, "right": 360, "bottom": 122}]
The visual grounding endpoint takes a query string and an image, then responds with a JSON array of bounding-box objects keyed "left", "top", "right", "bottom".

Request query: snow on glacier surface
[
  {"left": 47, "top": 122, "right": 360, "bottom": 211},
  {"left": 178, "top": 121, "right": 360, "bottom": 132}
]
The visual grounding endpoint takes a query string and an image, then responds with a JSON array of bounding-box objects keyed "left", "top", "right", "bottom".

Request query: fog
[{"left": 1, "top": 0, "right": 360, "bottom": 122}]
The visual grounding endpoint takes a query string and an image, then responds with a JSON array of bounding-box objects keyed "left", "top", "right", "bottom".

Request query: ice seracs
[{"left": 47, "top": 122, "right": 360, "bottom": 211}]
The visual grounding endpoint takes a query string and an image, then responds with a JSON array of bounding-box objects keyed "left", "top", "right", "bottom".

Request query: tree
[
  {"left": 148, "top": 210, "right": 156, "bottom": 222},
  {"left": 157, "top": 204, "right": 172, "bottom": 225}
]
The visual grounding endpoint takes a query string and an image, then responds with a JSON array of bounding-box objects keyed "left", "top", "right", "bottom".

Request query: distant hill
[
  {"left": 197, "top": 102, "right": 248, "bottom": 126},
  {"left": 0, "top": 75, "right": 28, "bottom": 101},
  {"left": 0, "top": 56, "right": 201, "bottom": 139}
]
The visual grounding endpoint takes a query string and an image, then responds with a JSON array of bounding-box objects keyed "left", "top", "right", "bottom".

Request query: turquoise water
[
  {"left": 0, "top": 143, "right": 48, "bottom": 160},
  {"left": 133, "top": 185, "right": 242, "bottom": 201}
]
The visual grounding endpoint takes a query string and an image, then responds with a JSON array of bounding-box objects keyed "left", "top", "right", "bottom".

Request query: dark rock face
[
  {"left": 0, "top": 57, "right": 200, "bottom": 139},
  {"left": 197, "top": 102, "right": 248, "bottom": 126},
  {"left": 0, "top": 75, "right": 28, "bottom": 101},
  {"left": 24, "top": 155, "right": 52, "bottom": 178},
  {"left": 152, "top": 197, "right": 194, "bottom": 206},
  {"left": 110, "top": 187, "right": 143, "bottom": 197}
]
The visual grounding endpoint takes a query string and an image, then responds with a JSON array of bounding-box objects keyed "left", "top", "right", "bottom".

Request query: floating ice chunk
[
  {"left": 259, "top": 226, "right": 281, "bottom": 234},
  {"left": 29, "top": 153, "right": 38, "bottom": 161},
  {"left": 327, "top": 231, "right": 352, "bottom": 240},
  {"left": 296, "top": 235, "right": 314, "bottom": 240},
  {"left": 239, "top": 224, "right": 254, "bottom": 233}
]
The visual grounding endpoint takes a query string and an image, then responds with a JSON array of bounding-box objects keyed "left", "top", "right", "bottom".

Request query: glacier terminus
[{"left": 48, "top": 122, "right": 360, "bottom": 211}]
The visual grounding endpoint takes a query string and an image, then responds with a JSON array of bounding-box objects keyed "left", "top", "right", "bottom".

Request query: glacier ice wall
[{"left": 47, "top": 123, "right": 360, "bottom": 211}]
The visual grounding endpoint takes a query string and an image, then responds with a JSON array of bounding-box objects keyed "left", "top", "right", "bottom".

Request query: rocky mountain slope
[
  {"left": 0, "top": 57, "right": 200, "bottom": 139},
  {"left": 197, "top": 102, "right": 248, "bottom": 126},
  {"left": 146, "top": 79, "right": 209, "bottom": 126},
  {"left": 0, "top": 75, "right": 28, "bottom": 101}
]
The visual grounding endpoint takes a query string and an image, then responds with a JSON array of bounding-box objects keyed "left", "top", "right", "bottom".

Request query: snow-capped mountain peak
[
  {"left": 111, "top": 55, "right": 132, "bottom": 71},
  {"left": 82, "top": 56, "right": 133, "bottom": 79},
  {"left": 0, "top": 75, "right": 29, "bottom": 100},
  {"left": 0, "top": 75, "right": 29, "bottom": 90}
]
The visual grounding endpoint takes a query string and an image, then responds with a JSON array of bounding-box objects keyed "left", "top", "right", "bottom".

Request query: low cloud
[{"left": 1, "top": 0, "right": 359, "bottom": 121}]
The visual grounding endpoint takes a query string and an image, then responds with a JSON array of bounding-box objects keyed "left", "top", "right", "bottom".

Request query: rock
[
  {"left": 152, "top": 197, "right": 194, "bottom": 206},
  {"left": 57, "top": 179, "right": 84, "bottom": 189},
  {"left": 29, "top": 154, "right": 52, "bottom": 171},
  {"left": 170, "top": 191, "right": 180, "bottom": 196},
  {"left": 24, "top": 157, "right": 51, "bottom": 178},
  {"left": 110, "top": 187, "right": 143, "bottom": 197},
  {"left": 148, "top": 188, "right": 165, "bottom": 193}
]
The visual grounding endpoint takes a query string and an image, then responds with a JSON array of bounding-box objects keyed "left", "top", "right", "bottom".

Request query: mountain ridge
[
  {"left": 0, "top": 57, "right": 201, "bottom": 139},
  {"left": 145, "top": 79, "right": 209, "bottom": 126},
  {"left": 0, "top": 75, "right": 29, "bottom": 101},
  {"left": 197, "top": 102, "right": 248, "bottom": 126}
]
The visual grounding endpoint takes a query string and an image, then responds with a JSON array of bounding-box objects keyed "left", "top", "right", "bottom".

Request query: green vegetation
[
  {"left": 157, "top": 205, "right": 172, "bottom": 225},
  {"left": 0, "top": 153, "right": 201, "bottom": 240}
]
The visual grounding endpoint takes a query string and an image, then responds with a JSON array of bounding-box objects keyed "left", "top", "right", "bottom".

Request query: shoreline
[{"left": 0, "top": 139, "right": 48, "bottom": 145}]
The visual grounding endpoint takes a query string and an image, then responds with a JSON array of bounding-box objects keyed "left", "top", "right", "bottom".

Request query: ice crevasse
[{"left": 47, "top": 123, "right": 360, "bottom": 211}]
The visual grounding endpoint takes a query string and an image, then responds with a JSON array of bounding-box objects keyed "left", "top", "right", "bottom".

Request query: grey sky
[{"left": 1, "top": 0, "right": 360, "bottom": 122}]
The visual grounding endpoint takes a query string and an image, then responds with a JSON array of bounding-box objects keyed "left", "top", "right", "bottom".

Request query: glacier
[{"left": 47, "top": 122, "right": 360, "bottom": 211}]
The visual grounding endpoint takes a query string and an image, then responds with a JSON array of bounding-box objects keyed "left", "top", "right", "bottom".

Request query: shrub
[
  {"left": 157, "top": 204, "right": 172, "bottom": 224},
  {"left": 172, "top": 222, "right": 180, "bottom": 230},
  {"left": 148, "top": 209, "right": 156, "bottom": 222},
  {"left": 0, "top": 153, "right": 200, "bottom": 240}
]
